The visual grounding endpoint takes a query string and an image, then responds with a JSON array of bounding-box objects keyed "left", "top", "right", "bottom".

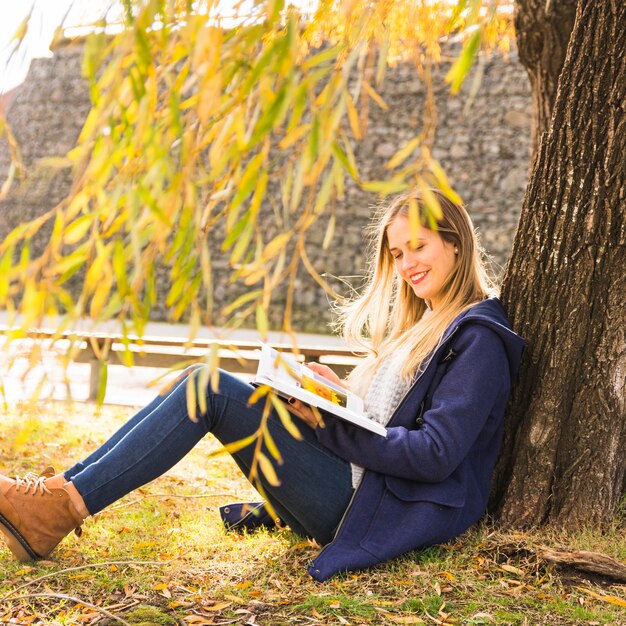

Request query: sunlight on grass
[{"left": 1, "top": 402, "right": 625, "bottom": 625}]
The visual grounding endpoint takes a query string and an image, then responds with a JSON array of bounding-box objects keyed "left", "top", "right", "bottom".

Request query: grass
[{"left": 1, "top": 402, "right": 625, "bottom": 625}]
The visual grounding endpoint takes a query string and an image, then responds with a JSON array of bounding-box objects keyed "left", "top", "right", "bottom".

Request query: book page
[{"left": 253, "top": 343, "right": 382, "bottom": 436}]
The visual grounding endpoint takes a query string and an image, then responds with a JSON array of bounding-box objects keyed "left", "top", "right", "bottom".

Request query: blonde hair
[{"left": 339, "top": 189, "right": 496, "bottom": 394}]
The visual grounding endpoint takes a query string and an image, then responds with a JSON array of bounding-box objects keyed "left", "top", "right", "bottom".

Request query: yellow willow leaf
[
  {"left": 428, "top": 157, "right": 463, "bottom": 205},
  {"left": 21, "top": 281, "right": 45, "bottom": 327},
  {"left": 323, "top": 213, "right": 335, "bottom": 250},
  {"left": 345, "top": 92, "right": 362, "bottom": 140},
  {"left": 209, "top": 345, "right": 221, "bottom": 393},
  {"left": 229, "top": 150, "right": 266, "bottom": 218},
  {"left": 216, "top": 433, "right": 258, "bottom": 457},
  {"left": 361, "top": 179, "right": 409, "bottom": 195},
  {"left": 196, "top": 363, "right": 211, "bottom": 417},
  {"left": 248, "top": 170, "right": 268, "bottom": 219},
  {"left": 66, "top": 190, "right": 91, "bottom": 222},
  {"left": 262, "top": 232, "right": 292, "bottom": 261},
  {"left": 197, "top": 73, "right": 221, "bottom": 124},
  {"left": 207, "top": 115, "right": 233, "bottom": 169},
  {"left": 270, "top": 395, "right": 303, "bottom": 440},
  {"left": 90, "top": 271, "right": 113, "bottom": 318},
  {"left": 362, "top": 81, "right": 388, "bottom": 110},
  {"left": 258, "top": 452, "right": 280, "bottom": 487},
  {"left": 408, "top": 197, "right": 420, "bottom": 248},
  {"left": 281, "top": 164, "right": 293, "bottom": 212},
  {"left": 243, "top": 266, "right": 267, "bottom": 286},
  {"left": 229, "top": 223, "right": 255, "bottom": 266},
  {"left": 186, "top": 375, "right": 198, "bottom": 422},
  {"left": 314, "top": 169, "right": 335, "bottom": 214},
  {"left": 279, "top": 123, "right": 312, "bottom": 150},
  {"left": 248, "top": 384, "right": 270, "bottom": 405},
  {"left": 0, "top": 251, "right": 11, "bottom": 301},
  {"left": 85, "top": 249, "right": 108, "bottom": 292},
  {"left": 386, "top": 136, "right": 422, "bottom": 170},
  {"left": 417, "top": 178, "right": 444, "bottom": 223},
  {"left": 263, "top": 426, "right": 282, "bottom": 462},
  {"left": 44, "top": 249, "right": 86, "bottom": 278},
  {"left": 223, "top": 289, "right": 263, "bottom": 316},
  {"left": 256, "top": 304, "right": 269, "bottom": 338},
  {"left": 63, "top": 215, "right": 94, "bottom": 245}
]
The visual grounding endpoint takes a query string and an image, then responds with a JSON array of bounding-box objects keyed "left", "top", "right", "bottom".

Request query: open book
[{"left": 252, "top": 343, "right": 387, "bottom": 437}]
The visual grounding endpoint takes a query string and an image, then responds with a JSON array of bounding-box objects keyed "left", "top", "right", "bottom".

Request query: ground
[{"left": 0, "top": 402, "right": 625, "bottom": 625}]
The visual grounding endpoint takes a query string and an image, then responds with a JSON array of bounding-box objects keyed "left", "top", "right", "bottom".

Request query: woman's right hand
[{"left": 305, "top": 362, "right": 348, "bottom": 389}]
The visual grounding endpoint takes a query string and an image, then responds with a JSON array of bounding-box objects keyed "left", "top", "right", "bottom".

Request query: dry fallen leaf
[
  {"left": 499, "top": 563, "right": 524, "bottom": 576},
  {"left": 575, "top": 587, "right": 626, "bottom": 607}
]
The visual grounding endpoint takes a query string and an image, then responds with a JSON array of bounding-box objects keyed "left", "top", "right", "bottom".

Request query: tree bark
[
  {"left": 493, "top": 0, "right": 626, "bottom": 528},
  {"left": 514, "top": 0, "right": 577, "bottom": 160}
]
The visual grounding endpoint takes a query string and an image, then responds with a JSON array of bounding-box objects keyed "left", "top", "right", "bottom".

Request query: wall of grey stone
[{"left": 0, "top": 44, "right": 531, "bottom": 333}]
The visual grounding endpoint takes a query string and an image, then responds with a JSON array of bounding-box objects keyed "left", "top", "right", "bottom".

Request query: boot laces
[{"left": 14, "top": 472, "right": 53, "bottom": 496}]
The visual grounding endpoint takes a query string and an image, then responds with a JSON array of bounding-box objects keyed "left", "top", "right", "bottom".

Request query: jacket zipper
[{"left": 310, "top": 328, "right": 460, "bottom": 573}]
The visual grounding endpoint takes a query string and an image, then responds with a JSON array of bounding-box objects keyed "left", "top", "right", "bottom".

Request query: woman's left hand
[{"left": 286, "top": 398, "right": 322, "bottom": 429}]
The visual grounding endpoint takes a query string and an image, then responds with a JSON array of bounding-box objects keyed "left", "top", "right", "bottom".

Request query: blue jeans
[{"left": 64, "top": 369, "right": 353, "bottom": 544}]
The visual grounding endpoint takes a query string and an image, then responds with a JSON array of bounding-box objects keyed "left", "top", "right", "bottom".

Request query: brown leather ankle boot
[{"left": 0, "top": 468, "right": 84, "bottom": 561}]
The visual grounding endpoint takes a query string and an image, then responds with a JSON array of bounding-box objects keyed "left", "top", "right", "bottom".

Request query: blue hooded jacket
[{"left": 307, "top": 297, "right": 524, "bottom": 581}]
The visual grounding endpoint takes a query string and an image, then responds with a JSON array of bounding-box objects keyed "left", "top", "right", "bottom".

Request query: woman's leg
[
  {"left": 67, "top": 368, "right": 353, "bottom": 544},
  {"left": 63, "top": 368, "right": 200, "bottom": 482}
]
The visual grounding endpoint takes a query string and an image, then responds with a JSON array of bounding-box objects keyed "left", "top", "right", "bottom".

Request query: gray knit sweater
[{"left": 351, "top": 345, "right": 412, "bottom": 488}]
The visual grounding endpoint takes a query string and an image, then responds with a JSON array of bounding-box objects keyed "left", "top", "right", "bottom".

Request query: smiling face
[{"left": 386, "top": 215, "right": 458, "bottom": 310}]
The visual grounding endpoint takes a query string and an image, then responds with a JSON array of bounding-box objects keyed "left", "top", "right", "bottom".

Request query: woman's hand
[
  {"left": 305, "top": 362, "right": 348, "bottom": 389},
  {"left": 286, "top": 397, "right": 323, "bottom": 429}
]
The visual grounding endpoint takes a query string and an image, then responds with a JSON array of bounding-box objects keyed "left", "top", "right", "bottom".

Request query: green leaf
[
  {"left": 228, "top": 151, "right": 266, "bottom": 219},
  {"left": 223, "top": 289, "right": 263, "bottom": 315},
  {"left": 223, "top": 213, "right": 251, "bottom": 251},
  {"left": 302, "top": 45, "right": 342, "bottom": 70},
  {"left": 332, "top": 141, "right": 358, "bottom": 180},
  {"left": 230, "top": 222, "right": 255, "bottom": 265},
  {"left": 248, "top": 81, "right": 292, "bottom": 148},
  {"left": 446, "top": 0, "right": 469, "bottom": 30},
  {"left": 445, "top": 28, "right": 482, "bottom": 94}
]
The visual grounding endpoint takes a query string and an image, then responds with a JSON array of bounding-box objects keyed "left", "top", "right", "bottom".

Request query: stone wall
[{"left": 0, "top": 43, "right": 531, "bottom": 332}]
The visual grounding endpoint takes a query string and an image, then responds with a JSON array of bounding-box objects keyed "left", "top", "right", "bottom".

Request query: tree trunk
[
  {"left": 493, "top": 0, "right": 626, "bottom": 528},
  {"left": 514, "top": 0, "right": 577, "bottom": 160}
]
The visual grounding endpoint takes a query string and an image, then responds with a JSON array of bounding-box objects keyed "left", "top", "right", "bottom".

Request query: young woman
[{"left": 0, "top": 190, "right": 523, "bottom": 581}]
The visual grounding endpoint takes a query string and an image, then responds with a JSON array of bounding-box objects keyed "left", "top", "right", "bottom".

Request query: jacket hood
[{"left": 443, "top": 297, "right": 524, "bottom": 384}]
